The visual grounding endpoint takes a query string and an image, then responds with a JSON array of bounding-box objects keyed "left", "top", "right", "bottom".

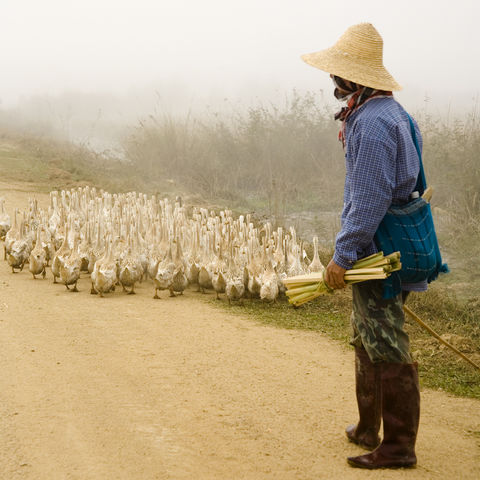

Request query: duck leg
[
  {"left": 128, "top": 284, "right": 136, "bottom": 295},
  {"left": 153, "top": 288, "right": 160, "bottom": 299},
  {"left": 72, "top": 282, "right": 79, "bottom": 292},
  {"left": 169, "top": 288, "right": 176, "bottom": 297}
]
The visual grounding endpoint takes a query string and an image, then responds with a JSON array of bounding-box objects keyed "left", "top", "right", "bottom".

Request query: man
[{"left": 301, "top": 23, "right": 422, "bottom": 469}]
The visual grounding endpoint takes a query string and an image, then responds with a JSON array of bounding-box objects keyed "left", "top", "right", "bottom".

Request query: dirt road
[{"left": 1, "top": 185, "right": 479, "bottom": 479}]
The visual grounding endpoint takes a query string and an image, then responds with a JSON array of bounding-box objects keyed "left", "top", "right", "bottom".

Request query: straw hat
[{"left": 301, "top": 23, "right": 402, "bottom": 91}]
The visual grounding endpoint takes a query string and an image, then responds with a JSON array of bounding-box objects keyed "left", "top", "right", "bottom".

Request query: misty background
[
  {"left": 0, "top": 1, "right": 478, "bottom": 403},
  {"left": 1, "top": 0, "right": 478, "bottom": 151}
]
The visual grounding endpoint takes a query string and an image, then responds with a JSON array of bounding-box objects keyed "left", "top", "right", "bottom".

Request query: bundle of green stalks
[{"left": 284, "top": 251, "right": 402, "bottom": 307}]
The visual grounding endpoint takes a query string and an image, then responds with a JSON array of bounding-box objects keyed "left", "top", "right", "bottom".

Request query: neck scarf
[{"left": 332, "top": 75, "right": 392, "bottom": 147}]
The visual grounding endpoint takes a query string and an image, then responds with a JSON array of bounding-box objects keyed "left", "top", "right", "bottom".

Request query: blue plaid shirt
[{"left": 333, "top": 97, "right": 427, "bottom": 291}]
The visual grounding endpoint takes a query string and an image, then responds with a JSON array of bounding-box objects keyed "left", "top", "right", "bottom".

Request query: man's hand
[{"left": 325, "top": 259, "right": 347, "bottom": 290}]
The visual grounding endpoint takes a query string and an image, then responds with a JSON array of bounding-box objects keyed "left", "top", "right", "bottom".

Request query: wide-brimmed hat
[{"left": 301, "top": 23, "right": 402, "bottom": 91}]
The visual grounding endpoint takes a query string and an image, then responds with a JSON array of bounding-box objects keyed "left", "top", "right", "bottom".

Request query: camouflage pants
[{"left": 350, "top": 280, "right": 412, "bottom": 364}]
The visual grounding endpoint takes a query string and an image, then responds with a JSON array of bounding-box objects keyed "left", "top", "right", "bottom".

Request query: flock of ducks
[{"left": 0, "top": 188, "right": 324, "bottom": 302}]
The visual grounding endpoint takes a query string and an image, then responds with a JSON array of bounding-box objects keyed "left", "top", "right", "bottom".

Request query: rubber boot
[
  {"left": 345, "top": 347, "right": 381, "bottom": 450},
  {"left": 347, "top": 362, "right": 420, "bottom": 469}
]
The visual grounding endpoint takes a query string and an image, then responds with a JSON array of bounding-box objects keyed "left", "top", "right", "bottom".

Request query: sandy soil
[{"left": 1, "top": 183, "right": 479, "bottom": 480}]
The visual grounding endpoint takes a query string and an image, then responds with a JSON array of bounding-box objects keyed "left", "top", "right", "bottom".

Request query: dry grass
[
  {"left": 0, "top": 128, "right": 181, "bottom": 197},
  {"left": 121, "top": 92, "right": 344, "bottom": 217}
]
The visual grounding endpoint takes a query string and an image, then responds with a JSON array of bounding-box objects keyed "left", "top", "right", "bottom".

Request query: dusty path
[{"left": 1, "top": 185, "right": 479, "bottom": 479}]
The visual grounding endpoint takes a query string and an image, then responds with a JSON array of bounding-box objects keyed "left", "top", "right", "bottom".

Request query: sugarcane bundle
[{"left": 284, "top": 251, "right": 401, "bottom": 307}]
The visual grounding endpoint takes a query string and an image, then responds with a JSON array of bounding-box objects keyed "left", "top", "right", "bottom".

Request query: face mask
[{"left": 331, "top": 75, "right": 357, "bottom": 102}]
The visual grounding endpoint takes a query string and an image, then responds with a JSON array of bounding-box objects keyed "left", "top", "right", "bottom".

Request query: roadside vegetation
[
  {"left": 212, "top": 288, "right": 479, "bottom": 398},
  {"left": 0, "top": 91, "right": 478, "bottom": 398}
]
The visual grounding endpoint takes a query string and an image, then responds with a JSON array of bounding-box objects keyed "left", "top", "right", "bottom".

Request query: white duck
[
  {"left": 0, "top": 198, "right": 11, "bottom": 240},
  {"left": 60, "top": 235, "right": 82, "bottom": 292},
  {"left": 78, "top": 221, "right": 91, "bottom": 273},
  {"left": 87, "top": 221, "right": 104, "bottom": 274},
  {"left": 225, "top": 245, "right": 245, "bottom": 304},
  {"left": 260, "top": 253, "right": 279, "bottom": 303},
  {"left": 91, "top": 237, "right": 117, "bottom": 297},
  {"left": 8, "top": 221, "right": 31, "bottom": 273},
  {"left": 308, "top": 236, "right": 325, "bottom": 274},
  {"left": 171, "top": 237, "right": 188, "bottom": 295},
  {"left": 198, "top": 231, "right": 214, "bottom": 293},
  {"left": 40, "top": 223, "right": 55, "bottom": 267},
  {"left": 51, "top": 221, "right": 71, "bottom": 284},
  {"left": 28, "top": 226, "right": 47, "bottom": 279},
  {"left": 118, "top": 233, "right": 143, "bottom": 294},
  {"left": 4, "top": 209, "right": 20, "bottom": 260},
  {"left": 286, "top": 240, "right": 306, "bottom": 278},
  {"left": 153, "top": 243, "right": 176, "bottom": 299},
  {"left": 246, "top": 238, "right": 262, "bottom": 298},
  {"left": 185, "top": 224, "right": 200, "bottom": 287},
  {"left": 147, "top": 222, "right": 163, "bottom": 280},
  {"left": 211, "top": 241, "right": 227, "bottom": 300}
]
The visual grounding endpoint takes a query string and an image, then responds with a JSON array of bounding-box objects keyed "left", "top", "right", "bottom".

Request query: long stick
[{"left": 403, "top": 305, "right": 480, "bottom": 372}]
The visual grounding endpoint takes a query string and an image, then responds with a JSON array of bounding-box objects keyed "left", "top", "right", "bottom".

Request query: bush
[{"left": 121, "top": 91, "right": 344, "bottom": 217}]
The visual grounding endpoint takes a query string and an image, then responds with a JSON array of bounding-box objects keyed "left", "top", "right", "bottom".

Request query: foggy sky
[{"left": 1, "top": 0, "right": 479, "bottom": 114}]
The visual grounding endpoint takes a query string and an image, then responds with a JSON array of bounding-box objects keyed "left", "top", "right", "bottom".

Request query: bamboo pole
[{"left": 403, "top": 305, "right": 480, "bottom": 372}]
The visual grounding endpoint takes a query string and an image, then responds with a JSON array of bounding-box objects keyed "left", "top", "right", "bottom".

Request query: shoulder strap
[{"left": 406, "top": 114, "right": 427, "bottom": 195}]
